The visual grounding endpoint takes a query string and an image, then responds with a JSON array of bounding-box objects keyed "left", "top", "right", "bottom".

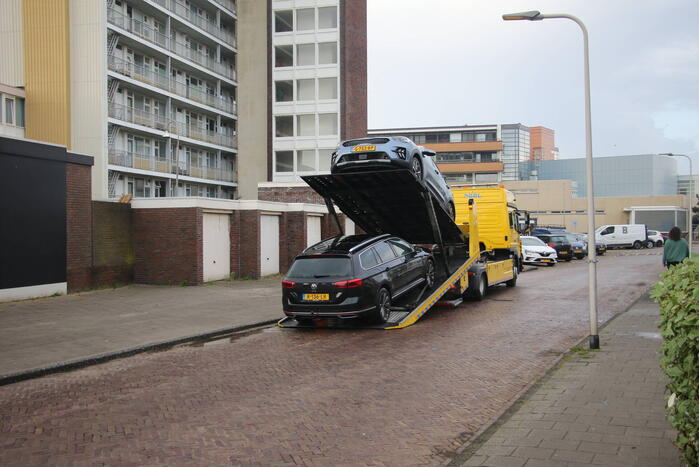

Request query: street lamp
[
  {"left": 661, "top": 153, "right": 694, "bottom": 245},
  {"left": 503, "top": 10, "right": 600, "bottom": 349}
]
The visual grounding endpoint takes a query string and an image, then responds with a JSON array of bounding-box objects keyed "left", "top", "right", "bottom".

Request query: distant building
[
  {"left": 368, "top": 123, "right": 552, "bottom": 183},
  {"left": 518, "top": 154, "right": 678, "bottom": 198},
  {"left": 678, "top": 174, "right": 699, "bottom": 200},
  {"left": 529, "top": 126, "right": 558, "bottom": 161}
]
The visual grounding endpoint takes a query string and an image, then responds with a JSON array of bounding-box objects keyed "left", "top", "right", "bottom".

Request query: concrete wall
[
  {"left": 236, "top": 0, "right": 270, "bottom": 199},
  {"left": 505, "top": 179, "right": 687, "bottom": 233},
  {"left": 0, "top": 0, "right": 24, "bottom": 87},
  {"left": 340, "top": 0, "right": 367, "bottom": 140}
]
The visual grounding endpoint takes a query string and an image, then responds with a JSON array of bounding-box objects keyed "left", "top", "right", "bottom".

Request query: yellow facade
[{"left": 22, "top": 0, "right": 71, "bottom": 147}]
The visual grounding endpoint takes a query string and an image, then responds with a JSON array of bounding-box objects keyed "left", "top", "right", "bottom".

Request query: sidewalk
[
  {"left": 456, "top": 293, "right": 681, "bottom": 467},
  {"left": 0, "top": 279, "right": 282, "bottom": 383}
]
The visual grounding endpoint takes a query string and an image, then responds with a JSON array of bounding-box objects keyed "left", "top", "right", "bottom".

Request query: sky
[{"left": 367, "top": 0, "right": 699, "bottom": 175}]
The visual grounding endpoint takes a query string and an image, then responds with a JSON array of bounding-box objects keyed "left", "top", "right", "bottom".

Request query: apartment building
[
  {"left": 0, "top": 84, "right": 25, "bottom": 139},
  {"left": 368, "top": 123, "right": 539, "bottom": 183},
  {"left": 529, "top": 126, "right": 558, "bottom": 161},
  {"left": 0, "top": 0, "right": 366, "bottom": 200}
]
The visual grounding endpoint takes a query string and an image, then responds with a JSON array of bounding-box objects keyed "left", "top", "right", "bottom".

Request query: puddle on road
[{"left": 613, "top": 331, "right": 661, "bottom": 340}]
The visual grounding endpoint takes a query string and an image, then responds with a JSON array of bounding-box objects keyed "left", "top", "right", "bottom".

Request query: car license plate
[
  {"left": 574, "top": 250, "right": 582, "bottom": 254},
  {"left": 303, "top": 293, "right": 329, "bottom": 301},
  {"left": 541, "top": 259, "right": 551, "bottom": 262},
  {"left": 353, "top": 145, "right": 375, "bottom": 152},
  {"left": 560, "top": 251, "right": 568, "bottom": 254}
]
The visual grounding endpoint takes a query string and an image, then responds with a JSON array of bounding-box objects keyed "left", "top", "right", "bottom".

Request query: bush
[{"left": 651, "top": 259, "right": 699, "bottom": 466}]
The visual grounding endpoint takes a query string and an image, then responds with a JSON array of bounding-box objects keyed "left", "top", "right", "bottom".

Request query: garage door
[
  {"left": 203, "top": 213, "right": 230, "bottom": 282},
  {"left": 260, "top": 214, "right": 280, "bottom": 276},
  {"left": 307, "top": 216, "right": 321, "bottom": 247}
]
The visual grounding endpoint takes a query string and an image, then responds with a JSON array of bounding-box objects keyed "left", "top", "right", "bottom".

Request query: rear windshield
[
  {"left": 549, "top": 236, "right": 568, "bottom": 243},
  {"left": 342, "top": 137, "right": 389, "bottom": 147},
  {"left": 287, "top": 257, "right": 352, "bottom": 278}
]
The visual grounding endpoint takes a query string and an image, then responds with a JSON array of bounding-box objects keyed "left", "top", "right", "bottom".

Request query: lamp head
[{"left": 502, "top": 10, "right": 543, "bottom": 21}]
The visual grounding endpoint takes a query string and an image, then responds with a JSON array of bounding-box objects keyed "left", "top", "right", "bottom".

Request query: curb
[
  {"left": 443, "top": 287, "right": 653, "bottom": 467},
  {"left": 0, "top": 318, "right": 279, "bottom": 387}
]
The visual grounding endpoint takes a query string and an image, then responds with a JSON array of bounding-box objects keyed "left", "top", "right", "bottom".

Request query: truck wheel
[
  {"left": 469, "top": 273, "right": 487, "bottom": 301},
  {"left": 633, "top": 241, "right": 642, "bottom": 249},
  {"left": 506, "top": 263, "right": 518, "bottom": 287}
]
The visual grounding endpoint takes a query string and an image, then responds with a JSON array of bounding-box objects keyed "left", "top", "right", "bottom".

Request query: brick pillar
[
  {"left": 66, "top": 162, "right": 93, "bottom": 291},
  {"left": 282, "top": 212, "right": 306, "bottom": 273},
  {"left": 238, "top": 210, "right": 261, "bottom": 279}
]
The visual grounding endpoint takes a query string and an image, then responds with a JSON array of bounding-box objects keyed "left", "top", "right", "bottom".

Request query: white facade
[
  {"left": 0, "top": 85, "right": 25, "bottom": 139},
  {"left": 271, "top": 0, "right": 341, "bottom": 182},
  {"left": 104, "top": 0, "right": 239, "bottom": 200}
]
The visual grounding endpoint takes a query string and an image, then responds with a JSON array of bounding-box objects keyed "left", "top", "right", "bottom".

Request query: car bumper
[
  {"left": 283, "top": 299, "right": 376, "bottom": 319},
  {"left": 523, "top": 255, "right": 557, "bottom": 265}
]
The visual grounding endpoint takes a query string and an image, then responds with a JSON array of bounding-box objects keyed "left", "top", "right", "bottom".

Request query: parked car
[
  {"left": 331, "top": 136, "right": 456, "bottom": 219},
  {"left": 282, "top": 234, "right": 435, "bottom": 324},
  {"left": 595, "top": 224, "right": 648, "bottom": 249},
  {"left": 532, "top": 234, "right": 574, "bottom": 261},
  {"left": 564, "top": 233, "right": 587, "bottom": 260},
  {"left": 521, "top": 236, "right": 558, "bottom": 266},
  {"left": 647, "top": 230, "right": 664, "bottom": 247},
  {"left": 579, "top": 234, "right": 607, "bottom": 255}
]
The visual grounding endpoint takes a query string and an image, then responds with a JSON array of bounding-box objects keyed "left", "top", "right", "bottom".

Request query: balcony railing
[
  {"left": 211, "top": 0, "right": 236, "bottom": 15},
  {"left": 171, "top": 120, "right": 237, "bottom": 147},
  {"left": 109, "top": 148, "right": 236, "bottom": 182},
  {"left": 108, "top": 7, "right": 236, "bottom": 80},
  {"left": 108, "top": 55, "right": 237, "bottom": 115},
  {"left": 150, "top": 0, "right": 236, "bottom": 46},
  {"left": 109, "top": 102, "right": 170, "bottom": 131}
]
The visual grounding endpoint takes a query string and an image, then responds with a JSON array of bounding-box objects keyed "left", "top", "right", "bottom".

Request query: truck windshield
[{"left": 287, "top": 257, "right": 352, "bottom": 278}]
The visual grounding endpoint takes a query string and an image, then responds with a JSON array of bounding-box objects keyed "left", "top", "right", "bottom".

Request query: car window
[
  {"left": 287, "top": 257, "right": 352, "bottom": 278},
  {"left": 550, "top": 236, "right": 567, "bottom": 243},
  {"left": 600, "top": 226, "right": 614, "bottom": 235},
  {"left": 522, "top": 237, "right": 544, "bottom": 246},
  {"left": 374, "top": 241, "right": 397, "bottom": 263},
  {"left": 388, "top": 238, "right": 413, "bottom": 256},
  {"left": 359, "top": 248, "right": 380, "bottom": 269},
  {"left": 649, "top": 230, "right": 657, "bottom": 235}
]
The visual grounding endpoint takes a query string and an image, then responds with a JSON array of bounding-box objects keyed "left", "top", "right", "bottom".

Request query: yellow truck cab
[{"left": 451, "top": 185, "right": 528, "bottom": 271}]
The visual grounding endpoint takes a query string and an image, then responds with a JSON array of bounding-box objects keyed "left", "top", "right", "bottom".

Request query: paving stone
[
  {"left": 578, "top": 441, "right": 621, "bottom": 454},
  {"left": 475, "top": 445, "right": 516, "bottom": 456},
  {"left": 479, "top": 455, "right": 527, "bottom": 467},
  {"left": 551, "top": 449, "right": 595, "bottom": 463},
  {"left": 511, "top": 446, "right": 554, "bottom": 460}
]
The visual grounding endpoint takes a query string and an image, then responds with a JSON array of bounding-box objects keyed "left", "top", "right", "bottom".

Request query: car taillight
[
  {"left": 548, "top": 243, "right": 555, "bottom": 248},
  {"left": 333, "top": 278, "right": 363, "bottom": 288},
  {"left": 282, "top": 280, "right": 296, "bottom": 289}
]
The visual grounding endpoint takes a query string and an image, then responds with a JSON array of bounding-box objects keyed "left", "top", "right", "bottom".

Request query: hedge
[{"left": 651, "top": 259, "right": 699, "bottom": 466}]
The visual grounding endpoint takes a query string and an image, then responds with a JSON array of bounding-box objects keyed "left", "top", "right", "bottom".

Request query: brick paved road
[{"left": 0, "top": 251, "right": 665, "bottom": 466}]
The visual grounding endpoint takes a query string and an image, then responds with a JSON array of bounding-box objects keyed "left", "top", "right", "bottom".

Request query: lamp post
[
  {"left": 503, "top": 10, "right": 599, "bottom": 349},
  {"left": 661, "top": 153, "right": 694, "bottom": 245}
]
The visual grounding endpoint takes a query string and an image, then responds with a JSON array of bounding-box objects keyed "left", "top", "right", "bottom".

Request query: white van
[{"left": 595, "top": 224, "right": 648, "bottom": 249}]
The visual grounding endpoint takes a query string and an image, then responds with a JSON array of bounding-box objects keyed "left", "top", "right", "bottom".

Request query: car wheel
[
  {"left": 371, "top": 288, "right": 392, "bottom": 324},
  {"left": 565, "top": 258, "right": 572, "bottom": 262},
  {"left": 411, "top": 156, "right": 423, "bottom": 180},
  {"left": 506, "top": 263, "right": 518, "bottom": 287},
  {"left": 645, "top": 240, "right": 654, "bottom": 249},
  {"left": 425, "top": 259, "right": 435, "bottom": 288},
  {"left": 633, "top": 240, "right": 642, "bottom": 249},
  {"left": 656, "top": 240, "right": 663, "bottom": 247}
]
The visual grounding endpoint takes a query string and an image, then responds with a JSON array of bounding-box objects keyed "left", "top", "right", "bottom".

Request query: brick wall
[
  {"left": 66, "top": 163, "right": 93, "bottom": 292},
  {"left": 282, "top": 212, "right": 307, "bottom": 272},
  {"left": 236, "top": 210, "right": 261, "bottom": 279},
  {"left": 92, "top": 201, "right": 134, "bottom": 286},
  {"left": 258, "top": 186, "right": 326, "bottom": 204},
  {"left": 133, "top": 207, "right": 203, "bottom": 285},
  {"left": 340, "top": 0, "right": 367, "bottom": 140}
]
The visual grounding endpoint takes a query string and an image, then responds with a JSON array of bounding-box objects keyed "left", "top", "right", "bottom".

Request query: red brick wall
[
  {"left": 91, "top": 201, "right": 134, "bottom": 286},
  {"left": 236, "top": 210, "right": 261, "bottom": 279},
  {"left": 340, "top": 0, "right": 367, "bottom": 140},
  {"left": 66, "top": 163, "right": 93, "bottom": 292},
  {"left": 258, "top": 186, "right": 326, "bottom": 204},
  {"left": 281, "top": 212, "right": 307, "bottom": 272},
  {"left": 132, "top": 207, "right": 203, "bottom": 285}
]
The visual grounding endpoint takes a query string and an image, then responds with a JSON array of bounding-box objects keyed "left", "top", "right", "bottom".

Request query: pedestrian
[{"left": 663, "top": 226, "right": 690, "bottom": 268}]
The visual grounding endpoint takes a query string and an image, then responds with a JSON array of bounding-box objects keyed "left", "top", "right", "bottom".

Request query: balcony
[
  {"left": 109, "top": 147, "right": 236, "bottom": 183},
  {"left": 107, "top": 6, "right": 168, "bottom": 49},
  {"left": 211, "top": 0, "right": 236, "bottom": 15},
  {"left": 150, "top": 0, "right": 237, "bottom": 46},
  {"left": 109, "top": 102, "right": 170, "bottom": 131},
  {"left": 171, "top": 120, "right": 237, "bottom": 147},
  {"left": 170, "top": 40, "right": 235, "bottom": 79},
  {"left": 108, "top": 55, "right": 237, "bottom": 115}
]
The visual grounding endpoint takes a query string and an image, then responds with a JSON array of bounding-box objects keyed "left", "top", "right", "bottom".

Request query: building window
[
  {"left": 275, "top": 80, "right": 293, "bottom": 102},
  {"left": 297, "top": 114, "right": 315, "bottom": 136},
  {"left": 296, "top": 43, "right": 315, "bottom": 66},
  {"left": 274, "top": 10, "right": 293, "bottom": 33},
  {"left": 296, "top": 8, "right": 315, "bottom": 31},
  {"left": 318, "top": 6, "right": 337, "bottom": 29},
  {"left": 4, "top": 98, "right": 14, "bottom": 125},
  {"left": 449, "top": 133, "right": 461, "bottom": 143},
  {"left": 318, "top": 42, "right": 337, "bottom": 64},
  {"left": 297, "top": 79, "right": 315, "bottom": 101},
  {"left": 475, "top": 172, "right": 498, "bottom": 183},
  {"left": 297, "top": 149, "right": 315, "bottom": 171},
  {"left": 274, "top": 45, "right": 293, "bottom": 67},
  {"left": 276, "top": 151, "right": 293, "bottom": 172},
  {"left": 275, "top": 115, "right": 293, "bottom": 137},
  {"left": 318, "top": 148, "right": 333, "bottom": 171},
  {"left": 318, "top": 77, "right": 337, "bottom": 99},
  {"left": 318, "top": 113, "right": 338, "bottom": 135}
]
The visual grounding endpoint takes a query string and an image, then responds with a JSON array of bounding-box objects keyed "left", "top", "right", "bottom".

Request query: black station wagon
[{"left": 282, "top": 234, "right": 435, "bottom": 323}]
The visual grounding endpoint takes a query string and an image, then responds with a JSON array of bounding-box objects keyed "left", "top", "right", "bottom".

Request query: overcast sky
[{"left": 367, "top": 0, "right": 699, "bottom": 174}]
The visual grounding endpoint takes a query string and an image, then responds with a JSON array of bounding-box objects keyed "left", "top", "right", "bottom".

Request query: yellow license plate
[
  {"left": 560, "top": 251, "right": 568, "bottom": 254},
  {"left": 303, "top": 293, "right": 329, "bottom": 301},
  {"left": 353, "top": 145, "right": 376, "bottom": 152},
  {"left": 541, "top": 259, "right": 551, "bottom": 262},
  {"left": 574, "top": 250, "right": 582, "bottom": 253}
]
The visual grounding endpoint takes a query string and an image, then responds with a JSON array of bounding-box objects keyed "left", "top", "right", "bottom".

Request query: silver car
[{"left": 330, "top": 136, "right": 456, "bottom": 219}]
